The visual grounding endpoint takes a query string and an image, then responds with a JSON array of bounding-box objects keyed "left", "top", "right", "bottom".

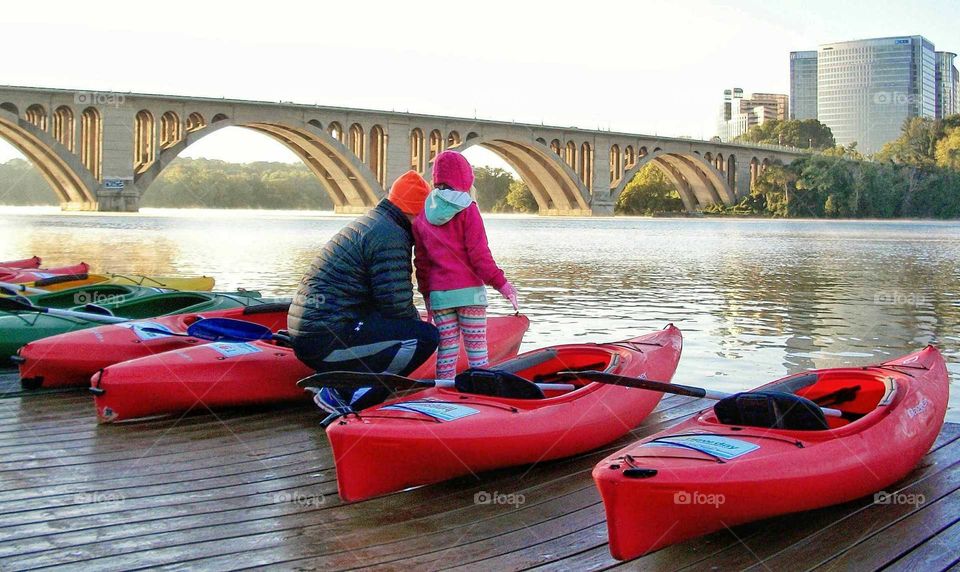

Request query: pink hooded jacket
[{"left": 412, "top": 193, "right": 507, "bottom": 300}]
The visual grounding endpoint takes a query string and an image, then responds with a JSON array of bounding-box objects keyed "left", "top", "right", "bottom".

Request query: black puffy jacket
[{"left": 287, "top": 199, "right": 420, "bottom": 340}]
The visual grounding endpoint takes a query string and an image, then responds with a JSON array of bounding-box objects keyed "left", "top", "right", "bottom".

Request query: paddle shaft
[
  {"left": 562, "top": 371, "right": 844, "bottom": 418},
  {"left": 0, "top": 296, "right": 129, "bottom": 324},
  {"left": 0, "top": 281, "right": 48, "bottom": 295}
]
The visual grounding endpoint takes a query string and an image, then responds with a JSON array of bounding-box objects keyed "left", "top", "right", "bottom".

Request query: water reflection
[{"left": 1, "top": 207, "right": 957, "bottom": 421}]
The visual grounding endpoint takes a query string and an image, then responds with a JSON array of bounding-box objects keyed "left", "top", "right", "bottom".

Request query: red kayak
[
  {"left": 325, "top": 325, "right": 683, "bottom": 502},
  {"left": 91, "top": 315, "right": 530, "bottom": 422},
  {"left": 593, "top": 346, "right": 949, "bottom": 561},
  {"left": 0, "top": 256, "right": 41, "bottom": 269},
  {"left": 17, "top": 303, "right": 292, "bottom": 389},
  {"left": 0, "top": 262, "right": 90, "bottom": 283}
]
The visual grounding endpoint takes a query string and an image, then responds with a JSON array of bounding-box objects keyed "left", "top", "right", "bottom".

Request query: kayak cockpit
[
  {"left": 459, "top": 345, "right": 621, "bottom": 400},
  {"left": 701, "top": 369, "right": 898, "bottom": 431}
]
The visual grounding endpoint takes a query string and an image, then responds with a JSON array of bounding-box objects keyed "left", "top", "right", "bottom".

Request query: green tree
[
  {"left": 935, "top": 127, "right": 960, "bottom": 170},
  {"left": 615, "top": 164, "right": 685, "bottom": 215},
  {"left": 502, "top": 180, "right": 537, "bottom": 213},
  {"left": 472, "top": 166, "right": 514, "bottom": 211},
  {"left": 875, "top": 117, "right": 945, "bottom": 167},
  {"left": 736, "top": 119, "right": 835, "bottom": 149}
]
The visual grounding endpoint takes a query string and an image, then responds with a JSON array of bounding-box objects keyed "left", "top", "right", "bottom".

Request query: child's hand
[{"left": 497, "top": 282, "right": 519, "bottom": 311}]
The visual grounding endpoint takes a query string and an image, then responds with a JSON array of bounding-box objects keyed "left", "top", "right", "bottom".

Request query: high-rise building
[
  {"left": 716, "top": 89, "right": 789, "bottom": 141},
  {"left": 935, "top": 51, "right": 958, "bottom": 118},
  {"left": 790, "top": 51, "right": 818, "bottom": 120},
  {"left": 815, "top": 36, "right": 937, "bottom": 154}
]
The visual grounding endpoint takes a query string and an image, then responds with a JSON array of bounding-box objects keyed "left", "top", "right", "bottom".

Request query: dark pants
[{"left": 292, "top": 314, "right": 439, "bottom": 410}]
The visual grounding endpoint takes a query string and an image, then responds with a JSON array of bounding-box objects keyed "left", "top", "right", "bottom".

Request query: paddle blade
[
  {"left": 186, "top": 317, "right": 273, "bottom": 342},
  {"left": 454, "top": 368, "right": 544, "bottom": 399},
  {"left": 0, "top": 295, "right": 36, "bottom": 313},
  {"left": 296, "top": 371, "right": 418, "bottom": 393}
]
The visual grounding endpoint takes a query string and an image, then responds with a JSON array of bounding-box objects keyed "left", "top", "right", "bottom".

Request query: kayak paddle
[
  {"left": 0, "top": 281, "right": 48, "bottom": 295},
  {"left": 557, "top": 371, "right": 848, "bottom": 420},
  {"left": 297, "top": 348, "right": 562, "bottom": 395},
  {"left": 297, "top": 370, "right": 575, "bottom": 394},
  {"left": 0, "top": 296, "right": 129, "bottom": 324}
]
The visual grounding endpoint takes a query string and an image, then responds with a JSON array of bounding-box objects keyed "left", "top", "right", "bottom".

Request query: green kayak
[
  {"left": 0, "top": 290, "right": 267, "bottom": 360},
  {"left": 19, "top": 284, "right": 171, "bottom": 309}
]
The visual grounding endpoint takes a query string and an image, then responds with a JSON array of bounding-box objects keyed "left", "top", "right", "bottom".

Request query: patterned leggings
[{"left": 432, "top": 306, "right": 488, "bottom": 381}]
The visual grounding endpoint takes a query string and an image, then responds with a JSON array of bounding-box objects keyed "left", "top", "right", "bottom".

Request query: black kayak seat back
[
  {"left": 454, "top": 368, "right": 545, "bottom": 399},
  {"left": 714, "top": 390, "right": 829, "bottom": 431}
]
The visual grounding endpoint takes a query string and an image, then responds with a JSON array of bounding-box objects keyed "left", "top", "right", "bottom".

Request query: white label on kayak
[
  {"left": 121, "top": 322, "right": 173, "bottom": 341},
  {"left": 644, "top": 435, "right": 760, "bottom": 460},
  {"left": 381, "top": 398, "right": 480, "bottom": 421},
  {"left": 208, "top": 342, "right": 262, "bottom": 358}
]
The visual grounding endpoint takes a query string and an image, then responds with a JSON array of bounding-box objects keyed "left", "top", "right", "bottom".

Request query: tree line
[
  {"left": 711, "top": 115, "right": 960, "bottom": 218},
  {"left": 0, "top": 156, "right": 539, "bottom": 212}
]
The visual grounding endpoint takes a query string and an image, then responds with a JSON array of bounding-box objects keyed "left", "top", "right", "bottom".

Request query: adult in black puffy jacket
[{"left": 288, "top": 171, "right": 439, "bottom": 414}]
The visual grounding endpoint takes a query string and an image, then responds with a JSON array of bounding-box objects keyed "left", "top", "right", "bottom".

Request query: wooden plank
[
  {"left": 813, "top": 490, "right": 960, "bottom": 571},
  {"left": 0, "top": 397, "right": 709, "bottom": 571},
  {"left": 882, "top": 518, "right": 960, "bottom": 571},
  {"left": 524, "top": 424, "right": 960, "bottom": 572},
  {"left": 0, "top": 359, "right": 957, "bottom": 572}
]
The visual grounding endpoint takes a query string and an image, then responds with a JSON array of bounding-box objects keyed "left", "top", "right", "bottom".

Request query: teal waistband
[{"left": 429, "top": 286, "right": 488, "bottom": 310}]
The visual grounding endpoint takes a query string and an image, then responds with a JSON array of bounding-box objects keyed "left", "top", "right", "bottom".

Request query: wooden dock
[{"left": 0, "top": 370, "right": 957, "bottom": 571}]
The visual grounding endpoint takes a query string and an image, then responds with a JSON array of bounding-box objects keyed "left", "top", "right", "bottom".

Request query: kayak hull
[
  {"left": 17, "top": 274, "right": 216, "bottom": 292},
  {"left": 0, "top": 262, "right": 90, "bottom": 283},
  {"left": 326, "top": 325, "right": 683, "bottom": 502},
  {"left": 91, "top": 314, "right": 530, "bottom": 422},
  {"left": 0, "top": 256, "right": 41, "bottom": 269},
  {"left": 0, "top": 291, "right": 265, "bottom": 360},
  {"left": 593, "top": 346, "right": 949, "bottom": 561},
  {"left": 17, "top": 303, "right": 291, "bottom": 388}
]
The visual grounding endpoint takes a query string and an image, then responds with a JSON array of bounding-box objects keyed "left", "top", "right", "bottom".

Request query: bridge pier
[{"left": 94, "top": 189, "right": 140, "bottom": 212}]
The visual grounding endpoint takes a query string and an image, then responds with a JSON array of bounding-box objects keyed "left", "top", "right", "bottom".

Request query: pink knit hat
[{"left": 432, "top": 150, "right": 475, "bottom": 192}]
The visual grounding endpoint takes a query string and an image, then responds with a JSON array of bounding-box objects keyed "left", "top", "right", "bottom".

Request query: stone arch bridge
[{"left": 0, "top": 86, "right": 803, "bottom": 214}]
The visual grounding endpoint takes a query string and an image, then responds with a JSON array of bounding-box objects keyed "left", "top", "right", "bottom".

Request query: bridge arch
[
  {"left": 611, "top": 149, "right": 736, "bottom": 212},
  {"left": 446, "top": 135, "right": 590, "bottom": 215},
  {"left": 133, "top": 118, "right": 383, "bottom": 213},
  {"left": 0, "top": 104, "right": 99, "bottom": 208}
]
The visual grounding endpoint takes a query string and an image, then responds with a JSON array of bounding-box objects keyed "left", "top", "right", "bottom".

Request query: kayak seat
[
  {"left": 714, "top": 391, "right": 829, "bottom": 430},
  {"left": 455, "top": 368, "right": 545, "bottom": 399}
]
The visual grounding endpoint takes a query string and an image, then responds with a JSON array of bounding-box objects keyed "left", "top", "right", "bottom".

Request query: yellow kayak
[{"left": 21, "top": 273, "right": 216, "bottom": 292}]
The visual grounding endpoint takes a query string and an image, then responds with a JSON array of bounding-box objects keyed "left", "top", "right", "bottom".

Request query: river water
[{"left": 2, "top": 206, "right": 957, "bottom": 421}]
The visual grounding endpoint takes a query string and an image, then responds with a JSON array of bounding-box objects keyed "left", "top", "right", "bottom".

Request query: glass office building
[
  {"left": 935, "top": 51, "right": 958, "bottom": 118},
  {"left": 817, "top": 36, "right": 937, "bottom": 154},
  {"left": 789, "top": 51, "right": 818, "bottom": 120}
]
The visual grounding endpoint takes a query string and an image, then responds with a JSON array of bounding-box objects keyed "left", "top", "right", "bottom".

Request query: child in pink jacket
[{"left": 413, "top": 150, "right": 519, "bottom": 382}]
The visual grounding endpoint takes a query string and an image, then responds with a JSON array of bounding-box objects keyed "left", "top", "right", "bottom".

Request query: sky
[{"left": 1, "top": 0, "right": 958, "bottom": 166}]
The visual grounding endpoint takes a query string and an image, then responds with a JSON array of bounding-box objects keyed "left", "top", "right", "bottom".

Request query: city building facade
[
  {"left": 716, "top": 89, "right": 789, "bottom": 141},
  {"left": 791, "top": 36, "right": 955, "bottom": 154},
  {"left": 790, "top": 51, "right": 818, "bottom": 120},
  {"left": 935, "top": 51, "right": 958, "bottom": 118}
]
